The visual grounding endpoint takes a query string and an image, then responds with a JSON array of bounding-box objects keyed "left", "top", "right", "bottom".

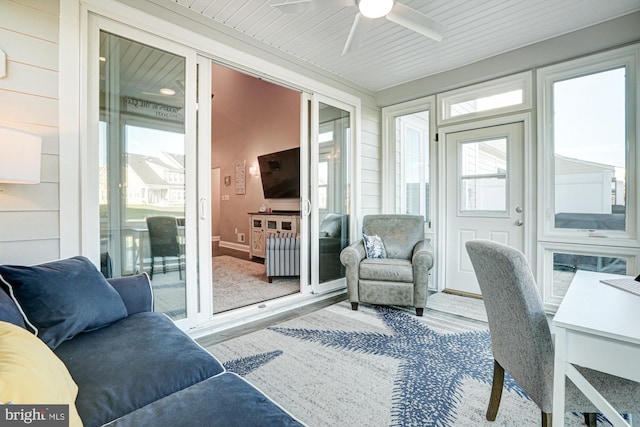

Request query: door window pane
[
  {"left": 459, "top": 138, "right": 507, "bottom": 213},
  {"left": 553, "top": 68, "right": 626, "bottom": 231},
  {"left": 99, "top": 31, "right": 187, "bottom": 320},
  {"left": 124, "top": 125, "right": 185, "bottom": 222},
  {"left": 317, "top": 103, "right": 350, "bottom": 284}
]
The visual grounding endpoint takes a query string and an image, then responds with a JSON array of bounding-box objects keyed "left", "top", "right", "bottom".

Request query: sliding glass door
[
  {"left": 89, "top": 17, "right": 207, "bottom": 329},
  {"left": 309, "top": 95, "right": 355, "bottom": 294}
]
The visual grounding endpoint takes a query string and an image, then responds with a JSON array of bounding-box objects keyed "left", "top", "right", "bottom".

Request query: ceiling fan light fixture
[{"left": 358, "top": 0, "right": 393, "bottom": 19}]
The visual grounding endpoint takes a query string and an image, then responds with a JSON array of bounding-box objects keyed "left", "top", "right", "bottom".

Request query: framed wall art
[{"left": 235, "top": 160, "right": 246, "bottom": 195}]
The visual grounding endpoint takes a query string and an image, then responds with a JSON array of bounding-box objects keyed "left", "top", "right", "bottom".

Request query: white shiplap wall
[
  {"left": 361, "top": 104, "right": 382, "bottom": 216},
  {"left": 0, "top": 0, "right": 60, "bottom": 264}
]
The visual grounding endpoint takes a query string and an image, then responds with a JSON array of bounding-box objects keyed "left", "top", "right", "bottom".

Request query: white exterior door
[{"left": 444, "top": 122, "right": 525, "bottom": 295}]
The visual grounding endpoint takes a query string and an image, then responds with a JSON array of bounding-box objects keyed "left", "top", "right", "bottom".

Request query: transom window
[
  {"left": 438, "top": 72, "right": 531, "bottom": 124},
  {"left": 450, "top": 90, "right": 523, "bottom": 118}
]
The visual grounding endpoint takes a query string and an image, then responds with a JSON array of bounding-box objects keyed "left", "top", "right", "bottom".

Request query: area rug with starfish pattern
[{"left": 207, "top": 293, "right": 592, "bottom": 427}]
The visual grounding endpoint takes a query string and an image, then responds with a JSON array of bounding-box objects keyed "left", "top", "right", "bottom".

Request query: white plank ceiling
[{"left": 151, "top": 0, "right": 640, "bottom": 92}]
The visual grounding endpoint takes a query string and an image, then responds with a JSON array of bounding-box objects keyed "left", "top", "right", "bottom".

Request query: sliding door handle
[
  {"left": 199, "top": 198, "right": 206, "bottom": 220},
  {"left": 302, "top": 199, "right": 311, "bottom": 216}
]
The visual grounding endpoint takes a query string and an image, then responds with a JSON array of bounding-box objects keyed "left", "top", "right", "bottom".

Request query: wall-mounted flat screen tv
[{"left": 257, "top": 147, "right": 300, "bottom": 199}]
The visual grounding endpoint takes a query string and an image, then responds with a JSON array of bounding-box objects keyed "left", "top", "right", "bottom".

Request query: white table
[{"left": 552, "top": 270, "right": 640, "bottom": 427}]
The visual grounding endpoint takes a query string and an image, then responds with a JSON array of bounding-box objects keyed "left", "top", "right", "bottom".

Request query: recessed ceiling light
[{"left": 160, "top": 88, "right": 176, "bottom": 95}]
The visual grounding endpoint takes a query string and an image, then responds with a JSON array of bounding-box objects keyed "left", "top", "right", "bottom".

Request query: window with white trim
[
  {"left": 537, "top": 44, "right": 639, "bottom": 309},
  {"left": 382, "top": 98, "right": 435, "bottom": 229},
  {"left": 538, "top": 45, "right": 638, "bottom": 242},
  {"left": 438, "top": 72, "right": 532, "bottom": 124}
]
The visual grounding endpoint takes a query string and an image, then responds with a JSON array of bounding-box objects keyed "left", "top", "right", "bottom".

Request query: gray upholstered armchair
[{"left": 339, "top": 214, "right": 434, "bottom": 316}]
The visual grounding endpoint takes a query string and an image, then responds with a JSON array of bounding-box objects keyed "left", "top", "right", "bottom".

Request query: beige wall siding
[{"left": 0, "top": 0, "right": 60, "bottom": 264}]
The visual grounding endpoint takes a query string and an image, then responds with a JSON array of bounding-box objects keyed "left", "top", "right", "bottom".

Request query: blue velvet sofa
[{"left": 0, "top": 256, "right": 304, "bottom": 427}]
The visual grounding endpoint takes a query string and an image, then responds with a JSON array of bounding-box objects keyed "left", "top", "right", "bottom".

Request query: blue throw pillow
[
  {"left": 0, "top": 256, "right": 128, "bottom": 349},
  {"left": 363, "top": 234, "right": 387, "bottom": 259},
  {"left": 0, "top": 286, "right": 26, "bottom": 328}
]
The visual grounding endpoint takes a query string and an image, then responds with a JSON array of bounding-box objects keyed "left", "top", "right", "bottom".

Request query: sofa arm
[
  {"left": 412, "top": 240, "right": 434, "bottom": 308},
  {"left": 340, "top": 240, "right": 366, "bottom": 302},
  {"left": 107, "top": 274, "right": 153, "bottom": 316}
]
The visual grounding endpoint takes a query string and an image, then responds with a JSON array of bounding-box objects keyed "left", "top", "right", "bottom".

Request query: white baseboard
[{"left": 219, "top": 241, "right": 250, "bottom": 253}]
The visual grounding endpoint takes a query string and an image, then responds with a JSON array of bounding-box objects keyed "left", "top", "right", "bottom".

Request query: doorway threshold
[{"left": 192, "top": 289, "right": 347, "bottom": 347}]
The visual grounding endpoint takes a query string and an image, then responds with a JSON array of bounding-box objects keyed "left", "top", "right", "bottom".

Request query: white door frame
[{"left": 436, "top": 113, "right": 535, "bottom": 292}]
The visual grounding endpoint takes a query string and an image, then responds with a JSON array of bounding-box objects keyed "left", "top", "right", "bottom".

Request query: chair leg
[
  {"left": 178, "top": 257, "right": 183, "bottom": 280},
  {"left": 351, "top": 302, "right": 358, "bottom": 311},
  {"left": 149, "top": 257, "right": 154, "bottom": 280},
  {"left": 486, "top": 359, "right": 505, "bottom": 421},
  {"left": 584, "top": 413, "right": 596, "bottom": 427},
  {"left": 542, "top": 412, "right": 552, "bottom": 427},
  {"left": 416, "top": 307, "right": 424, "bottom": 316}
]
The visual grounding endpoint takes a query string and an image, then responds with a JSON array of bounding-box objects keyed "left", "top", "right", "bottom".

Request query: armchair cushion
[
  {"left": 363, "top": 234, "right": 386, "bottom": 259},
  {"left": 362, "top": 215, "right": 424, "bottom": 260},
  {"left": 0, "top": 256, "right": 128, "bottom": 349},
  {"left": 360, "top": 258, "right": 413, "bottom": 282}
]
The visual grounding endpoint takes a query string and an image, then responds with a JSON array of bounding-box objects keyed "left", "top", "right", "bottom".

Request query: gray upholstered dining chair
[
  {"left": 340, "top": 214, "right": 434, "bottom": 316},
  {"left": 465, "top": 239, "right": 640, "bottom": 427}
]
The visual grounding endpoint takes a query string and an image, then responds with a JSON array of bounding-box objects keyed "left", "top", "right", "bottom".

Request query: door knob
[
  {"left": 515, "top": 219, "right": 523, "bottom": 226},
  {"left": 515, "top": 206, "right": 523, "bottom": 213}
]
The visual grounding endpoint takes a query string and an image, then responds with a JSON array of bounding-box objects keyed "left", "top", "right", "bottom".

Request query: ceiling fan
[{"left": 271, "top": 0, "right": 445, "bottom": 55}]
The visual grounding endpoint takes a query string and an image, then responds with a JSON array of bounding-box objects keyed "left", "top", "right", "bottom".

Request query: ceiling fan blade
[
  {"left": 386, "top": 2, "right": 445, "bottom": 42},
  {"left": 342, "top": 13, "right": 372, "bottom": 56},
  {"left": 271, "top": 0, "right": 355, "bottom": 14}
]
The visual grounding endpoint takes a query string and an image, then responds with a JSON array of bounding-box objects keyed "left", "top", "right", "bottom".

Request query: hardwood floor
[{"left": 197, "top": 292, "right": 346, "bottom": 347}]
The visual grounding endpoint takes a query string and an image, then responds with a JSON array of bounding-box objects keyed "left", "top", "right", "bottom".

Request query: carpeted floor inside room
[{"left": 212, "top": 255, "right": 299, "bottom": 314}]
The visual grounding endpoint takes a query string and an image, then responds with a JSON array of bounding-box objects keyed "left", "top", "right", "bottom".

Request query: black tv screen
[{"left": 258, "top": 147, "right": 300, "bottom": 199}]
